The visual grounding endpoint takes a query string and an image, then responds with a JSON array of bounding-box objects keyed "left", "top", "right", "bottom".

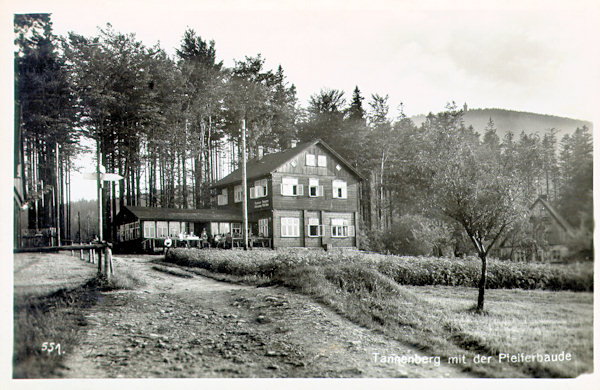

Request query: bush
[
  {"left": 165, "top": 248, "right": 592, "bottom": 292},
  {"left": 371, "top": 255, "right": 593, "bottom": 292}
]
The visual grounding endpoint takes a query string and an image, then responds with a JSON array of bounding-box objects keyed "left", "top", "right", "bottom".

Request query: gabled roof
[
  {"left": 531, "top": 197, "right": 575, "bottom": 235},
  {"left": 120, "top": 206, "right": 242, "bottom": 222},
  {"left": 212, "top": 139, "right": 364, "bottom": 187}
]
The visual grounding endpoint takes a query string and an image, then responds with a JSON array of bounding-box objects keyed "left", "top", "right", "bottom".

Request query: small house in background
[
  {"left": 500, "top": 196, "right": 576, "bottom": 262},
  {"left": 529, "top": 196, "right": 576, "bottom": 261},
  {"left": 212, "top": 139, "right": 364, "bottom": 249}
]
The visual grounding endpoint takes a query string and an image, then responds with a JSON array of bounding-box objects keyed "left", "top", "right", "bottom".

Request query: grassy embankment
[
  {"left": 164, "top": 248, "right": 593, "bottom": 378},
  {"left": 13, "top": 252, "right": 143, "bottom": 378}
]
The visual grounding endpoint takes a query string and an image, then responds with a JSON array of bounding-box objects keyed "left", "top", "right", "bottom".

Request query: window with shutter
[
  {"left": 309, "top": 178, "right": 320, "bottom": 197},
  {"left": 332, "top": 180, "right": 347, "bottom": 199},
  {"left": 281, "top": 177, "right": 302, "bottom": 196},
  {"left": 254, "top": 179, "right": 268, "bottom": 198},
  {"left": 331, "top": 218, "right": 350, "bottom": 237},
  {"left": 307, "top": 217, "right": 322, "bottom": 237}
]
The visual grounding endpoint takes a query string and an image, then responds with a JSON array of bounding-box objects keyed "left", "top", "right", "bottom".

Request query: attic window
[
  {"left": 335, "top": 164, "right": 341, "bottom": 171},
  {"left": 306, "top": 154, "right": 316, "bottom": 166},
  {"left": 318, "top": 155, "right": 327, "bottom": 167},
  {"left": 290, "top": 159, "right": 297, "bottom": 167}
]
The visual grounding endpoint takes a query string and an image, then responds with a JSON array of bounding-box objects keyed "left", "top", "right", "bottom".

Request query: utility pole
[
  {"left": 97, "top": 139, "right": 103, "bottom": 241},
  {"left": 77, "top": 211, "right": 81, "bottom": 244},
  {"left": 241, "top": 120, "right": 249, "bottom": 250},
  {"left": 55, "top": 143, "right": 61, "bottom": 246}
]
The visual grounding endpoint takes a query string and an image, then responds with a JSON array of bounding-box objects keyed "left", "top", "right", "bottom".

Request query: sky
[{"left": 3, "top": 0, "right": 600, "bottom": 201}]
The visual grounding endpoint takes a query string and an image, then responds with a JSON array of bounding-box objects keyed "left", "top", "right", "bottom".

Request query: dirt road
[{"left": 59, "top": 255, "right": 468, "bottom": 378}]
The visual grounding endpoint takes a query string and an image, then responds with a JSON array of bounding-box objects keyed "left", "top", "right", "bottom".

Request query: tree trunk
[{"left": 477, "top": 252, "right": 487, "bottom": 311}]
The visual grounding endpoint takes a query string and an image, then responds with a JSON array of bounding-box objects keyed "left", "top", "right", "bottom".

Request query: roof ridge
[{"left": 211, "top": 139, "right": 362, "bottom": 187}]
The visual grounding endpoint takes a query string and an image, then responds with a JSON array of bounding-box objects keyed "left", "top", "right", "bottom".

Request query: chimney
[
  {"left": 257, "top": 146, "right": 264, "bottom": 160},
  {"left": 290, "top": 140, "right": 297, "bottom": 148}
]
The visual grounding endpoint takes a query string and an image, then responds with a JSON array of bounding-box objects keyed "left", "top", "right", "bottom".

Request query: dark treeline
[{"left": 15, "top": 14, "right": 592, "bottom": 260}]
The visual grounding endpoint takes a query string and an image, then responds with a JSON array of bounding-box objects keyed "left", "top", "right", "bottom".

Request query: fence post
[
  {"left": 97, "top": 248, "right": 103, "bottom": 276},
  {"left": 104, "top": 246, "right": 112, "bottom": 281}
]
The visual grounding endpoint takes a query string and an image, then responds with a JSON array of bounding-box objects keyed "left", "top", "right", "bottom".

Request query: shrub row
[
  {"left": 165, "top": 249, "right": 593, "bottom": 292},
  {"left": 370, "top": 255, "right": 593, "bottom": 292}
]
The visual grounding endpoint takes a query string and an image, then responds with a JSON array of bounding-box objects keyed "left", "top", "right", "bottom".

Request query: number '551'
[{"left": 41, "top": 342, "right": 61, "bottom": 355}]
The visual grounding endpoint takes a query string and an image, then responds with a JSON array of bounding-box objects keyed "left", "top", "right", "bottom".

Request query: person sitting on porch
[{"left": 200, "top": 228, "right": 209, "bottom": 248}]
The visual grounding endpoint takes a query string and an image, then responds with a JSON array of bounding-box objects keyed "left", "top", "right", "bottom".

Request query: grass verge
[
  {"left": 13, "top": 269, "right": 146, "bottom": 378},
  {"left": 165, "top": 248, "right": 593, "bottom": 378},
  {"left": 13, "top": 278, "right": 101, "bottom": 378}
]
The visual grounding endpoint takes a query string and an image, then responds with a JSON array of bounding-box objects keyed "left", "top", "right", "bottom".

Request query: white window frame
[
  {"left": 258, "top": 218, "right": 269, "bottom": 237},
  {"left": 210, "top": 222, "right": 219, "bottom": 235},
  {"left": 281, "top": 217, "right": 300, "bottom": 237},
  {"left": 305, "top": 154, "right": 316, "bottom": 166},
  {"left": 331, "top": 218, "right": 355, "bottom": 238},
  {"left": 254, "top": 179, "right": 268, "bottom": 198},
  {"left": 231, "top": 223, "right": 242, "bottom": 237},
  {"left": 308, "top": 178, "right": 323, "bottom": 197},
  {"left": 317, "top": 155, "right": 327, "bottom": 167},
  {"left": 217, "top": 188, "right": 228, "bottom": 205},
  {"left": 281, "top": 177, "right": 303, "bottom": 196},
  {"left": 234, "top": 185, "right": 243, "bottom": 203},
  {"left": 332, "top": 180, "right": 347, "bottom": 199},
  {"left": 143, "top": 221, "right": 156, "bottom": 238},
  {"left": 157, "top": 221, "right": 169, "bottom": 238},
  {"left": 169, "top": 221, "right": 181, "bottom": 237},
  {"left": 307, "top": 217, "right": 323, "bottom": 237},
  {"left": 219, "top": 222, "right": 230, "bottom": 235}
]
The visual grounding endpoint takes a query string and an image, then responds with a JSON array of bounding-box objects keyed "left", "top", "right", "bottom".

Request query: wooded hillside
[{"left": 412, "top": 108, "right": 592, "bottom": 140}]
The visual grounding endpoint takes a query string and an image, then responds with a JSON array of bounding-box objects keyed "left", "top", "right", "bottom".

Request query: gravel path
[{"left": 59, "top": 255, "right": 469, "bottom": 378}]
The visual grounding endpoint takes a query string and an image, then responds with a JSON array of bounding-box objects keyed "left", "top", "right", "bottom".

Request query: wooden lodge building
[{"left": 114, "top": 139, "right": 364, "bottom": 252}]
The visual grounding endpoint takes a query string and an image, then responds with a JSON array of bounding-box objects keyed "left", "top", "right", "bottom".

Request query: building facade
[
  {"left": 212, "top": 139, "right": 364, "bottom": 249},
  {"left": 114, "top": 139, "right": 363, "bottom": 251}
]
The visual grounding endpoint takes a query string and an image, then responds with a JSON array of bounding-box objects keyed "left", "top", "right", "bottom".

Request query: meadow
[{"left": 165, "top": 248, "right": 594, "bottom": 378}]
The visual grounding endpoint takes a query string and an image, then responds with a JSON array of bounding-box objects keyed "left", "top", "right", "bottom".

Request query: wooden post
[
  {"left": 89, "top": 249, "right": 93, "bottom": 263},
  {"left": 80, "top": 249, "right": 83, "bottom": 260},
  {"left": 97, "top": 248, "right": 103, "bottom": 275},
  {"left": 241, "top": 119, "right": 249, "bottom": 250},
  {"left": 104, "top": 246, "right": 112, "bottom": 281}
]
